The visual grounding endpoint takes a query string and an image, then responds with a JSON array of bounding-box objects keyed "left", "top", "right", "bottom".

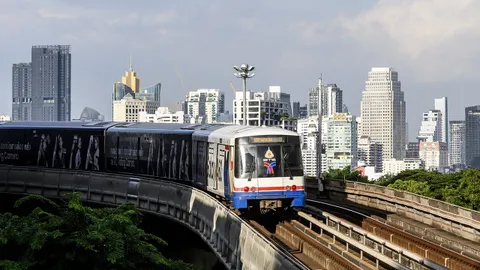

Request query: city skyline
[{"left": 1, "top": 1, "right": 479, "bottom": 140}]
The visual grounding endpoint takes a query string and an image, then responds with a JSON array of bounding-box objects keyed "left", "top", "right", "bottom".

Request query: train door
[
  {"left": 215, "top": 145, "right": 227, "bottom": 196},
  {"left": 207, "top": 142, "right": 217, "bottom": 191}
]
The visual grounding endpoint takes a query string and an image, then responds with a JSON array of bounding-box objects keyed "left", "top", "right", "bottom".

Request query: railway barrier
[{"left": 0, "top": 165, "right": 306, "bottom": 270}]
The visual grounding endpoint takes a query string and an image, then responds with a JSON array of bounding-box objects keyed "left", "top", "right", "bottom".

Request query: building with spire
[{"left": 112, "top": 56, "right": 161, "bottom": 122}]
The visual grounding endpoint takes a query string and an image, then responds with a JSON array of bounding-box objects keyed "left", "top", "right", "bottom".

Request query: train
[{"left": 0, "top": 121, "right": 305, "bottom": 212}]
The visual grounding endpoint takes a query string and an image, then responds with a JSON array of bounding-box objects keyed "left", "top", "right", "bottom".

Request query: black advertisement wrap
[
  {"left": 0, "top": 128, "right": 105, "bottom": 171},
  {"left": 106, "top": 132, "right": 192, "bottom": 181}
]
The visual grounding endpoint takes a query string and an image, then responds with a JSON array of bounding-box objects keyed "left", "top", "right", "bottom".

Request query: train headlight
[
  {"left": 251, "top": 186, "right": 256, "bottom": 192},
  {"left": 244, "top": 187, "right": 249, "bottom": 192},
  {"left": 286, "top": 186, "right": 291, "bottom": 191},
  {"left": 292, "top": 185, "right": 297, "bottom": 191}
]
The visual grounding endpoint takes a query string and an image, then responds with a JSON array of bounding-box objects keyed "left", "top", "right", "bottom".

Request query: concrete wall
[
  {"left": 0, "top": 165, "right": 306, "bottom": 270},
  {"left": 323, "top": 180, "right": 480, "bottom": 243}
]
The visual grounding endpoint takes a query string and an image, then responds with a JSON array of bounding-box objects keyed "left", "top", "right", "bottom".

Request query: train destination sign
[{"left": 251, "top": 137, "right": 285, "bottom": 143}]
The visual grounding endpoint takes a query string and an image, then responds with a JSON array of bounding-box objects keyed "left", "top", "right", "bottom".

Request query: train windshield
[{"left": 235, "top": 140, "right": 303, "bottom": 178}]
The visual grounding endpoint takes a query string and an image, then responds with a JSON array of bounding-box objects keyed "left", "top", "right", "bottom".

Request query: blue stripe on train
[{"left": 232, "top": 190, "right": 305, "bottom": 209}]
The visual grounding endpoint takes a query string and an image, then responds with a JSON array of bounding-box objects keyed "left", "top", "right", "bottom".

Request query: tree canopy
[
  {"left": 0, "top": 193, "right": 196, "bottom": 270},
  {"left": 323, "top": 166, "right": 368, "bottom": 182},
  {"left": 324, "top": 167, "right": 480, "bottom": 211}
]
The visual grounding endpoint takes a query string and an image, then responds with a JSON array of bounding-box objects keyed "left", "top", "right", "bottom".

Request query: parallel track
[{"left": 307, "top": 199, "right": 480, "bottom": 270}]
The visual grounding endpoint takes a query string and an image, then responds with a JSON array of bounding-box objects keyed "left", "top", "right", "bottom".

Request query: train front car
[{"left": 232, "top": 128, "right": 305, "bottom": 213}]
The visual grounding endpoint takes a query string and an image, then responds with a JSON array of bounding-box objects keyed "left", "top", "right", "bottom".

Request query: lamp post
[
  {"left": 234, "top": 64, "right": 255, "bottom": 125},
  {"left": 317, "top": 76, "right": 324, "bottom": 192}
]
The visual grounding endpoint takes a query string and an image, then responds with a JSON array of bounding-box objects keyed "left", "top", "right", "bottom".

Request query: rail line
[{"left": 307, "top": 199, "right": 480, "bottom": 270}]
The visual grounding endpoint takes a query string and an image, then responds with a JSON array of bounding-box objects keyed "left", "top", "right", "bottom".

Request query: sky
[{"left": 1, "top": 0, "right": 480, "bottom": 140}]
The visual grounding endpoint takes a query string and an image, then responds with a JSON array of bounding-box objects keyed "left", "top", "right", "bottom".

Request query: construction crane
[{"left": 229, "top": 81, "right": 237, "bottom": 94}]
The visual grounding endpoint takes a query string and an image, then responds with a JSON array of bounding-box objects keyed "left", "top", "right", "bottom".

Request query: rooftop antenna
[{"left": 129, "top": 54, "right": 133, "bottom": 71}]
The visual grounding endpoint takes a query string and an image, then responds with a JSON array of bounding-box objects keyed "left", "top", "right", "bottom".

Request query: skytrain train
[{"left": 0, "top": 121, "right": 305, "bottom": 212}]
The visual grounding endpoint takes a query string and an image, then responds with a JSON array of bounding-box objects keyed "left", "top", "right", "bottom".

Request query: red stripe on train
[{"left": 233, "top": 186, "right": 304, "bottom": 192}]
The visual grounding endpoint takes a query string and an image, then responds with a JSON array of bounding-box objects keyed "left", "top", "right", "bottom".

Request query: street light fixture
[{"left": 233, "top": 64, "right": 255, "bottom": 125}]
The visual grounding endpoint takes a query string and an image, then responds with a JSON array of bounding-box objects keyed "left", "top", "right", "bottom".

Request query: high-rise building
[
  {"left": 122, "top": 56, "right": 140, "bottom": 93},
  {"left": 292, "top": 101, "right": 300, "bottom": 118},
  {"left": 358, "top": 136, "right": 383, "bottom": 172},
  {"left": 112, "top": 59, "right": 161, "bottom": 122},
  {"left": 13, "top": 45, "right": 71, "bottom": 121},
  {"left": 268, "top": 86, "right": 291, "bottom": 116},
  {"left": 308, "top": 80, "right": 343, "bottom": 117},
  {"left": 12, "top": 63, "right": 32, "bottom": 121},
  {"left": 187, "top": 89, "right": 224, "bottom": 124},
  {"left": 360, "top": 67, "right": 406, "bottom": 161},
  {"left": 417, "top": 109, "right": 442, "bottom": 142},
  {"left": 297, "top": 117, "right": 328, "bottom": 176},
  {"left": 449, "top": 121, "right": 465, "bottom": 167},
  {"left": 233, "top": 88, "right": 287, "bottom": 126},
  {"left": 325, "top": 113, "right": 357, "bottom": 170},
  {"left": 434, "top": 97, "right": 448, "bottom": 145},
  {"left": 465, "top": 106, "right": 480, "bottom": 168}
]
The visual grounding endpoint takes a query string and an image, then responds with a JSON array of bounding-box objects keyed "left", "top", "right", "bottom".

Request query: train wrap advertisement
[{"left": 0, "top": 128, "right": 105, "bottom": 171}]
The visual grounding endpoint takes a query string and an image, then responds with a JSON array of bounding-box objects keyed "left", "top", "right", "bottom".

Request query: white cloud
[{"left": 337, "top": 0, "right": 480, "bottom": 81}]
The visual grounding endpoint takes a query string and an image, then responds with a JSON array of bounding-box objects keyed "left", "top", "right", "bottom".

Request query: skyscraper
[
  {"left": 449, "top": 120, "right": 465, "bottom": 167},
  {"left": 12, "top": 45, "right": 71, "bottom": 121},
  {"left": 465, "top": 106, "right": 480, "bottom": 168},
  {"left": 360, "top": 67, "right": 406, "bottom": 160},
  {"left": 434, "top": 97, "right": 448, "bottom": 145},
  {"left": 31, "top": 45, "right": 71, "bottom": 121},
  {"left": 12, "top": 63, "right": 32, "bottom": 121},
  {"left": 187, "top": 89, "right": 225, "bottom": 124},
  {"left": 417, "top": 109, "right": 442, "bottom": 142},
  {"left": 122, "top": 56, "right": 140, "bottom": 93},
  {"left": 308, "top": 80, "right": 343, "bottom": 117}
]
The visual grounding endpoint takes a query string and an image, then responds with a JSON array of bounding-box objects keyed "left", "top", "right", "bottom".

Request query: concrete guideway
[
  {"left": 0, "top": 165, "right": 306, "bottom": 270},
  {"left": 323, "top": 180, "right": 480, "bottom": 254}
]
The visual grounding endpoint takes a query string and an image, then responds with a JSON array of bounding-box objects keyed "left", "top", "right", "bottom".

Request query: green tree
[
  {"left": 388, "top": 179, "right": 432, "bottom": 197},
  {"left": 0, "top": 193, "right": 195, "bottom": 270},
  {"left": 323, "top": 166, "right": 368, "bottom": 182}
]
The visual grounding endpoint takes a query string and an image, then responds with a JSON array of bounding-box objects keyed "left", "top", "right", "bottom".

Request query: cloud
[{"left": 337, "top": 0, "right": 480, "bottom": 81}]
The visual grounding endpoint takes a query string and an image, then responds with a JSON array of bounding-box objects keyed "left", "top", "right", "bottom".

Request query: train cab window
[
  {"left": 282, "top": 145, "right": 303, "bottom": 177},
  {"left": 234, "top": 146, "right": 256, "bottom": 178}
]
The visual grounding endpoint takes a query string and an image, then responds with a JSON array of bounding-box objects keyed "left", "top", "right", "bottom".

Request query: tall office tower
[
  {"left": 308, "top": 80, "right": 343, "bottom": 117},
  {"left": 292, "top": 101, "right": 300, "bottom": 118},
  {"left": 186, "top": 89, "right": 225, "bottom": 124},
  {"left": 434, "top": 97, "right": 448, "bottom": 145},
  {"left": 297, "top": 117, "right": 328, "bottom": 176},
  {"left": 12, "top": 63, "right": 32, "bottom": 121},
  {"left": 465, "top": 105, "right": 480, "bottom": 168},
  {"left": 417, "top": 109, "right": 442, "bottom": 142},
  {"left": 30, "top": 45, "right": 71, "bottom": 121},
  {"left": 122, "top": 56, "right": 140, "bottom": 93},
  {"left": 449, "top": 120, "right": 465, "bottom": 167},
  {"left": 360, "top": 67, "right": 406, "bottom": 160}
]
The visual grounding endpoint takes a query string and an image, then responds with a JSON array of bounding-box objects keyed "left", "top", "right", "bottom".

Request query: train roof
[
  {"left": 208, "top": 125, "right": 300, "bottom": 138},
  {"left": 0, "top": 121, "right": 119, "bottom": 129},
  {"left": 107, "top": 122, "right": 229, "bottom": 132}
]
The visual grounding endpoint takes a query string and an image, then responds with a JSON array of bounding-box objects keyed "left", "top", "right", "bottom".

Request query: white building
[
  {"left": 417, "top": 109, "right": 442, "bottom": 142},
  {"left": 357, "top": 135, "right": 383, "bottom": 172},
  {"left": 449, "top": 120, "right": 466, "bottom": 166},
  {"left": 434, "top": 97, "right": 448, "bottom": 145},
  {"left": 297, "top": 117, "right": 328, "bottom": 176},
  {"left": 186, "top": 89, "right": 225, "bottom": 124},
  {"left": 0, "top": 115, "right": 11, "bottom": 121},
  {"left": 360, "top": 67, "right": 406, "bottom": 161},
  {"left": 233, "top": 88, "right": 289, "bottom": 127},
  {"left": 419, "top": 141, "right": 448, "bottom": 172},
  {"left": 113, "top": 93, "right": 158, "bottom": 122},
  {"left": 383, "top": 158, "right": 423, "bottom": 175},
  {"left": 138, "top": 107, "right": 189, "bottom": 123},
  {"left": 325, "top": 113, "right": 357, "bottom": 170}
]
